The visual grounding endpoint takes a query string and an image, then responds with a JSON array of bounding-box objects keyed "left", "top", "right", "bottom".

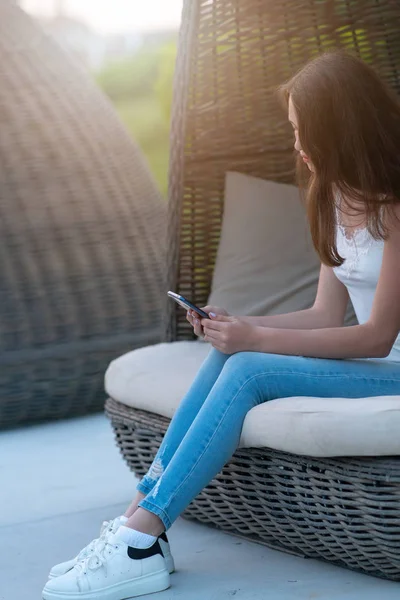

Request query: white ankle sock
[
  {"left": 119, "top": 515, "right": 129, "bottom": 524},
  {"left": 116, "top": 525, "right": 157, "bottom": 549}
]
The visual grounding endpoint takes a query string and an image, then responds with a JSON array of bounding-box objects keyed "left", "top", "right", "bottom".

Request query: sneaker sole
[
  {"left": 48, "top": 554, "right": 175, "bottom": 580},
  {"left": 43, "top": 568, "right": 170, "bottom": 600}
]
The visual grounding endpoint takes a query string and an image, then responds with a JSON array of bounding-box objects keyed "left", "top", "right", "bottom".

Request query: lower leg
[
  {"left": 119, "top": 350, "right": 229, "bottom": 536},
  {"left": 124, "top": 491, "right": 147, "bottom": 518},
  {"left": 137, "top": 348, "right": 230, "bottom": 495}
]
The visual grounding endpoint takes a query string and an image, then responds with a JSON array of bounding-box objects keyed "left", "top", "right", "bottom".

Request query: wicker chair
[
  {"left": 0, "top": 1, "right": 166, "bottom": 428},
  {"left": 106, "top": 0, "right": 400, "bottom": 580}
]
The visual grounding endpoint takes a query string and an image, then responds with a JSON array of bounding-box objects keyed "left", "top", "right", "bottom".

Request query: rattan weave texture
[
  {"left": 0, "top": 2, "right": 166, "bottom": 427},
  {"left": 106, "top": 398, "right": 400, "bottom": 580}
]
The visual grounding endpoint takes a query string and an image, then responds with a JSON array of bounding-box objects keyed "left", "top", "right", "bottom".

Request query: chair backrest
[{"left": 164, "top": 0, "right": 400, "bottom": 342}]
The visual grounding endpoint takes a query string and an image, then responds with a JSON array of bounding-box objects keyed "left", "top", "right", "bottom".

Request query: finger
[
  {"left": 201, "top": 306, "right": 216, "bottom": 313},
  {"left": 203, "top": 306, "right": 228, "bottom": 315},
  {"left": 190, "top": 314, "right": 203, "bottom": 336},
  {"left": 193, "top": 320, "right": 203, "bottom": 336},
  {"left": 193, "top": 317, "right": 204, "bottom": 337},
  {"left": 209, "top": 313, "right": 231, "bottom": 322},
  {"left": 194, "top": 320, "right": 203, "bottom": 333}
]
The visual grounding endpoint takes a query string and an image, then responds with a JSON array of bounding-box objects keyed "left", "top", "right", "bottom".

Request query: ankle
[{"left": 127, "top": 508, "right": 165, "bottom": 538}]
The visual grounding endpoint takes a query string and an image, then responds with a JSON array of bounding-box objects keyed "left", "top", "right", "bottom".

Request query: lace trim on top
[
  {"left": 335, "top": 201, "right": 379, "bottom": 278},
  {"left": 336, "top": 225, "right": 376, "bottom": 278}
]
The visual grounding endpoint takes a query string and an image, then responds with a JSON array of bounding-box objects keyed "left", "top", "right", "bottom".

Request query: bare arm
[{"left": 241, "top": 265, "right": 349, "bottom": 329}]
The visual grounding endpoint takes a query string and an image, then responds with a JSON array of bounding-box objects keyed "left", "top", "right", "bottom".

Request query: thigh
[{"left": 222, "top": 352, "right": 400, "bottom": 406}]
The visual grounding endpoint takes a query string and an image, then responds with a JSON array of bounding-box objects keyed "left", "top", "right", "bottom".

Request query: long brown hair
[{"left": 279, "top": 49, "right": 400, "bottom": 267}]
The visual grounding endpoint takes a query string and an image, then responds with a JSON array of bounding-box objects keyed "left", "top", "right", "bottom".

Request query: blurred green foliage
[{"left": 95, "top": 40, "right": 177, "bottom": 197}]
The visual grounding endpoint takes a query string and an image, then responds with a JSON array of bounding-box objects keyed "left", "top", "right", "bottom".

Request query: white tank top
[{"left": 333, "top": 222, "right": 400, "bottom": 361}]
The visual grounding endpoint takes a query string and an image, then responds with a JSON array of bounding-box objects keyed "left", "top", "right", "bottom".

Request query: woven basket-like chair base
[{"left": 106, "top": 397, "right": 400, "bottom": 581}]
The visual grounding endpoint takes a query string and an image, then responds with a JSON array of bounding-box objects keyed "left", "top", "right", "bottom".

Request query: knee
[
  {"left": 224, "top": 351, "right": 260, "bottom": 374},
  {"left": 221, "top": 352, "right": 281, "bottom": 400},
  {"left": 225, "top": 351, "right": 291, "bottom": 373},
  {"left": 220, "top": 352, "right": 264, "bottom": 392}
]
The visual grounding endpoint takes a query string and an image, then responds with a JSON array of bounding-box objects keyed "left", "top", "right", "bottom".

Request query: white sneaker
[
  {"left": 42, "top": 533, "right": 170, "bottom": 600},
  {"left": 48, "top": 518, "right": 175, "bottom": 579}
]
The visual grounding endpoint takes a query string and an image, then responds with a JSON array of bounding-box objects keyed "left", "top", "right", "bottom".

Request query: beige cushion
[
  {"left": 208, "top": 171, "right": 356, "bottom": 325},
  {"left": 240, "top": 396, "right": 400, "bottom": 456},
  {"left": 105, "top": 341, "right": 400, "bottom": 457}
]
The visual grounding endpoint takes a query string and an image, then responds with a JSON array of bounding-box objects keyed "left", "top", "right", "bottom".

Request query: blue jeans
[{"left": 137, "top": 348, "right": 400, "bottom": 529}]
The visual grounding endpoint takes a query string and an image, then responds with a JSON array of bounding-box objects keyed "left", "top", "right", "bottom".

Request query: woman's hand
[
  {"left": 186, "top": 306, "right": 229, "bottom": 338},
  {"left": 201, "top": 313, "right": 259, "bottom": 353}
]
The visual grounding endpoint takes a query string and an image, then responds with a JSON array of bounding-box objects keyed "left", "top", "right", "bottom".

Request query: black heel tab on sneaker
[
  {"left": 159, "top": 532, "right": 168, "bottom": 543},
  {"left": 127, "top": 540, "right": 164, "bottom": 560}
]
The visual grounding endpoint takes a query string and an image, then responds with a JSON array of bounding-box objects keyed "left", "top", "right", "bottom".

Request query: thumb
[{"left": 209, "top": 312, "right": 231, "bottom": 321}]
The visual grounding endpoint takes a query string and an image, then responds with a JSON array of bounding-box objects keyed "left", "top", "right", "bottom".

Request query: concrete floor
[{"left": 1, "top": 413, "right": 399, "bottom": 600}]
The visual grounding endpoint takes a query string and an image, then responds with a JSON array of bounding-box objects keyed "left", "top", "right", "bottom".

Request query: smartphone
[{"left": 167, "top": 291, "right": 209, "bottom": 319}]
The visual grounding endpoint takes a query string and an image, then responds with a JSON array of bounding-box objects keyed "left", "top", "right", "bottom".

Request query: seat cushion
[
  {"left": 239, "top": 396, "right": 400, "bottom": 457},
  {"left": 106, "top": 341, "right": 400, "bottom": 457}
]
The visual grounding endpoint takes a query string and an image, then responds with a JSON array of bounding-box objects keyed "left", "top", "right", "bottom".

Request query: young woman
[{"left": 43, "top": 49, "right": 400, "bottom": 600}]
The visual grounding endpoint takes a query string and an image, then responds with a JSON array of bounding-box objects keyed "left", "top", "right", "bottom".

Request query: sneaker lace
[
  {"left": 75, "top": 539, "right": 119, "bottom": 584},
  {"left": 76, "top": 519, "right": 116, "bottom": 561}
]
